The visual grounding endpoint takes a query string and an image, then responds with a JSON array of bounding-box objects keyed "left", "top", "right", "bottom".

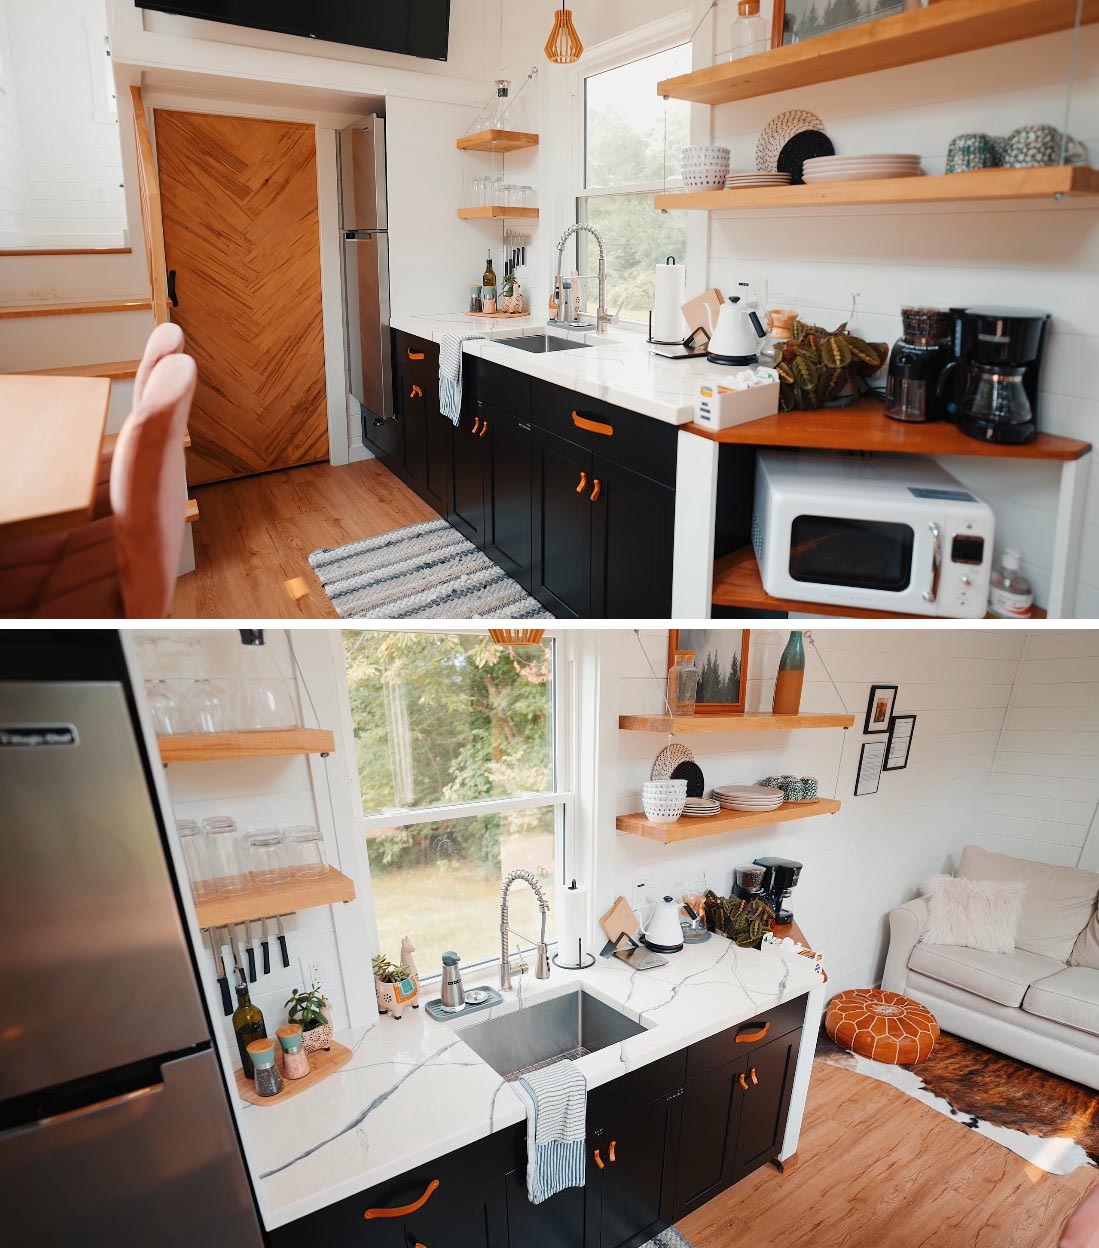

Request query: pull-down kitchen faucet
[
  {"left": 499, "top": 868, "right": 551, "bottom": 992},
  {"left": 551, "top": 223, "right": 612, "bottom": 334}
]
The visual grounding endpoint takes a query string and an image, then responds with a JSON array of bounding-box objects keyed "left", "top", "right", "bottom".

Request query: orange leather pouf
[{"left": 826, "top": 988, "right": 940, "bottom": 1065}]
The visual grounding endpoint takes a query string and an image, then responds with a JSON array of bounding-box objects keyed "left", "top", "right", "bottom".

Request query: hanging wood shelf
[
  {"left": 158, "top": 728, "right": 335, "bottom": 763},
  {"left": 619, "top": 713, "right": 853, "bottom": 733},
  {"left": 193, "top": 868, "right": 356, "bottom": 927},
  {"left": 457, "top": 129, "right": 539, "bottom": 154},
  {"left": 617, "top": 800, "right": 842, "bottom": 844},
  {"left": 458, "top": 206, "right": 539, "bottom": 220},
  {"left": 656, "top": 0, "right": 1099, "bottom": 106},
  {"left": 655, "top": 166, "right": 1099, "bottom": 214},
  {"left": 684, "top": 397, "right": 1091, "bottom": 461}
]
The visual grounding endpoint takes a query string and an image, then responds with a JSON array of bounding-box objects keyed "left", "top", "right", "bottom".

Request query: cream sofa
[{"left": 883, "top": 845, "right": 1099, "bottom": 1089}]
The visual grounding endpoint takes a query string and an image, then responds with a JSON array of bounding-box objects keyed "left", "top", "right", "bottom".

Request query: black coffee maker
[
  {"left": 946, "top": 306, "right": 1050, "bottom": 445},
  {"left": 753, "top": 856, "right": 802, "bottom": 925}
]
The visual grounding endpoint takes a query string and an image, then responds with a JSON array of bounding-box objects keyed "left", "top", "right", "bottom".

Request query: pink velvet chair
[
  {"left": 1062, "top": 1186, "right": 1099, "bottom": 1248},
  {"left": 1, "top": 352, "right": 197, "bottom": 619}
]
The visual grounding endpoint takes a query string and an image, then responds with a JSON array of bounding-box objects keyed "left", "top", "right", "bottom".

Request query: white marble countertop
[
  {"left": 241, "top": 936, "right": 817, "bottom": 1230},
  {"left": 390, "top": 312, "right": 721, "bottom": 426}
]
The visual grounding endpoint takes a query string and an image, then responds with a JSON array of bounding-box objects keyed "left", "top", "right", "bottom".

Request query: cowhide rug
[{"left": 817, "top": 1030, "right": 1098, "bottom": 1175}]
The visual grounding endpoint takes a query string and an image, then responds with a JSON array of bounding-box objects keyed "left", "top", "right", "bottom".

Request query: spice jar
[
  {"left": 276, "top": 1024, "right": 310, "bottom": 1080},
  {"left": 247, "top": 1038, "right": 283, "bottom": 1097}
]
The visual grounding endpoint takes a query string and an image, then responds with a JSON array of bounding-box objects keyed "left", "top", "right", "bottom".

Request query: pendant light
[{"left": 545, "top": 2, "right": 583, "bottom": 65}]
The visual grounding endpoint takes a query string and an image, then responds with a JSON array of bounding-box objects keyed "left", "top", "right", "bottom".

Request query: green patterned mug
[
  {"left": 946, "top": 132, "right": 997, "bottom": 174},
  {"left": 1003, "top": 124, "right": 1088, "bottom": 168}
]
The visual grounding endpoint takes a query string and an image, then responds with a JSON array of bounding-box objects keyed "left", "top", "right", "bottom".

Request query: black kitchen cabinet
[
  {"left": 672, "top": 1059, "right": 745, "bottom": 1218},
  {"left": 395, "top": 367, "right": 450, "bottom": 514},
  {"left": 484, "top": 403, "right": 533, "bottom": 592},
  {"left": 731, "top": 1031, "right": 801, "bottom": 1183},
  {"left": 531, "top": 427, "right": 594, "bottom": 618},
  {"left": 591, "top": 455, "right": 675, "bottom": 619},
  {"left": 587, "top": 1091, "right": 683, "bottom": 1248},
  {"left": 506, "top": 1165, "right": 587, "bottom": 1247},
  {"left": 450, "top": 400, "right": 489, "bottom": 547}
]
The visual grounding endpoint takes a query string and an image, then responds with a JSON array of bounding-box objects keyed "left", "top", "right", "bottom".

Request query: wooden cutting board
[
  {"left": 600, "top": 895, "right": 641, "bottom": 945},
  {"left": 681, "top": 287, "right": 724, "bottom": 339}
]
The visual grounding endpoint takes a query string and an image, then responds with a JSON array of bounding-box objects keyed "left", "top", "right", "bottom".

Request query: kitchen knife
[
  {"left": 276, "top": 914, "right": 290, "bottom": 968},
  {"left": 227, "top": 924, "right": 245, "bottom": 989},
  {"left": 244, "top": 920, "right": 257, "bottom": 983},
  {"left": 260, "top": 917, "right": 271, "bottom": 976},
  {"left": 208, "top": 929, "right": 232, "bottom": 1015}
]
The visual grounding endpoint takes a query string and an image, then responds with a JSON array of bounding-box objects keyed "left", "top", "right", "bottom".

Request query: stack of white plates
[
  {"left": 712, "top": 784, "right": 784, "bottom": 812},
  {"left": 802, "top": 154, "right": 923, "bottom": 183},
  {"left": 682, "top": 796, "right": 720, "bottom": 818},
  {"left": 725, "top": 171, "right": 792, "bottom": 189}
]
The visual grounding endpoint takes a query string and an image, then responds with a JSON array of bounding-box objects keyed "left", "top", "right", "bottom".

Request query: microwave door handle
[{"left": 923, "top": 522, "right": 943, "bottom": 604}]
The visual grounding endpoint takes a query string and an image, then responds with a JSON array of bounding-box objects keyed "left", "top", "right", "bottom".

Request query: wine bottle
[
  {"left": 772, "top": 631, "right": 805, "bottom": 716},
  {"left": 233, "top": 982, "right": 267, "bottom": 1079},
  {"left": 482, "top": 251, "right": 496, "bottom": 289}
]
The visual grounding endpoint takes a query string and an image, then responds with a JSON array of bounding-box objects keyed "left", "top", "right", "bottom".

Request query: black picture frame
[
  {"left": 884, "top": 714, "right": 916, "bottom": 772},
  {"left": 854, "top": 740, "right": 886, "bottom": 797},
  {"left": 864, "top": 684, "right": 898, "bottom": 735}
]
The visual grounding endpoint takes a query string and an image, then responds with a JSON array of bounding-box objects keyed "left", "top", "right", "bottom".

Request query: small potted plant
[
  {"left": 285, "top": 981, "right": 332, "bottom": 1053},
  {"left": 499, "top": 271, "right": 523, "bottom": 315},
  {"left": 373, "top": 940, "right": 420, "bottom": 1020}
]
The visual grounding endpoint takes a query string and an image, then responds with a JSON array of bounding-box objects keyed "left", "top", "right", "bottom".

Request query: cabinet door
[
  {"left": 403, "top": 1177, "right": 507, "bottom": 1248},
  {"left": 398, "top": 368, "right": 428, "bottom": 491},
  {"left": 531, "top": 428, "right": 592, "bottom": 619},
  {"left": 672, "top": 1059, "right": 746, "bottom": 1219},
  {"left": 590, "top": 456, "right": 675, "bottom": 620},
  {"left": 450, "top": 402, "right": 488, "bottom": 547},
  {"left": 589, "top": 1092, "right": 682, "bottom": 1248},
  {"left": 506, "top": 1165, "right": 586, "bottom": 1248},
  {"left": 731, "top": 1032, "right": 800, "bottom": 1182},
  {"left": 484, "top": 404, "right": 533, "bottom": 590},
  {"left": 422, "top": 381, "right": 452, "bottom": 515}
]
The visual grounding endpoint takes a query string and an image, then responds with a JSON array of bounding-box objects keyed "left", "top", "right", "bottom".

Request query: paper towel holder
[{"left": 552, "top": 879, "right": 597, "bottom": 970}]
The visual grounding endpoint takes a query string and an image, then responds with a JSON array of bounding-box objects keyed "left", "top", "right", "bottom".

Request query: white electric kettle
[
  {"left": 642, "top": 895, "right": 689, "bottom": 954},
  {"left": 706, "top": 296, "right": 767, "bottom": 366}
]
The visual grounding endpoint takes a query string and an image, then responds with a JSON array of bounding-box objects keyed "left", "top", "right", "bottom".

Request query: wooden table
[{"left": 0, "top": 375, "right": 111, "bottom": 539}]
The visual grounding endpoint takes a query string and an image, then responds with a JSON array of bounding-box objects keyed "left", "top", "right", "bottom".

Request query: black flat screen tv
[{"left": 136, "top": 1, "right": 452, "bottom": 61}]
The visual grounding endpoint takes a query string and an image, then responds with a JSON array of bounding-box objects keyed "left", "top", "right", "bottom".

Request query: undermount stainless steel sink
[
  {"left": 456, "top": 988, "right": 646, "bottom": 1081},
  {"left": 495, "top": 334, "right": 591, "bottom": 354}
]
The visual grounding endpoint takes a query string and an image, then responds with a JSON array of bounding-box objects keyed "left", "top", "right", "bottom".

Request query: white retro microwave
[{"left": 751, "top": 451, "right": 995, "bottom": 618}]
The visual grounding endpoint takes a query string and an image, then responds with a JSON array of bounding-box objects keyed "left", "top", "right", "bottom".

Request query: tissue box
[{"left": 695, "top": 370, "right": 780, "bottom": 431}]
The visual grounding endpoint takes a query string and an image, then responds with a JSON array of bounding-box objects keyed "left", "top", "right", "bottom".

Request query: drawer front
[
  {"left": 394, "top": 329, "right": 439, "bottom": 379},
  {"left": 530, "top": 379, "right": 678, "bottom": 489},
  {"left": 478, "top": 357, "right": 531, "bottom": 419},
  {"left": 588, "top": 1050, "right": 687, "bottom": 1131},
  {"left": 685, "top": 995, "right": 806, "bottom": 1084}
]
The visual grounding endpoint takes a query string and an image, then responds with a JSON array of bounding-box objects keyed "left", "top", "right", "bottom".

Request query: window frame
[
  {"left": 341, "top": 628, "right": 578, "bottom": 979},
  {"left": 573, "top": 24, "right": 694, "bottom": 329}
]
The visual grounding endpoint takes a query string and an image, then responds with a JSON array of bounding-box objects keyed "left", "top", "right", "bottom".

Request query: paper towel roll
[
  {"left": 653, "top": 259, "right": 687, "bottom": 344},
  {"left": 556, "top": 880, "right": 590, "bottom": 969}
]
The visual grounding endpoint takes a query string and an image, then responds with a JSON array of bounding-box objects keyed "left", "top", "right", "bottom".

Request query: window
[
  {"left": 343, "top": 633, "right": 566, "bottom": 976},
  {"left": 577, "top": 44, "right": 691, "bottom": 326}
]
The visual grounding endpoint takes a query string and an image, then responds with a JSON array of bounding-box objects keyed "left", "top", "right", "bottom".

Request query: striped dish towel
[
  {"left": 439, "top": 332, "right": 484, "bottom": 425},
  {"left": 513, "top": 1059, "right": 588, "bottom": 1204}
]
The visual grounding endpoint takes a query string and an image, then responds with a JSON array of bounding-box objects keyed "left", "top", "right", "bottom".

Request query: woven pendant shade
[
  {"left": 545, "top": 4, "right": 583, "bottom": 64},
  {"left": 488, "top": 629, "right": 546, "bottom": 646}
]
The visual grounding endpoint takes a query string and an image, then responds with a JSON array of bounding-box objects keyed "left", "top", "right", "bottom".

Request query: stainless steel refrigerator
[
  {"left": 0, "top": 633, "right": 264, "bottom": 1247},
  {"left": 341, "top": 114, "right": 397, "bottom": 459}
]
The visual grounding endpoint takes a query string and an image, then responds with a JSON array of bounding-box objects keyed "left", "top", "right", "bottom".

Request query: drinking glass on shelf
[
  {"left": 177, "top": 820, "right": 215, "bottom": 902},
  {"left": 182, "top": 678, "right": 232, "bottom": 734},
  {"left": 139, "top": 638, "right": 187, "bottom": 736},
  {"left": 248, "top": 828, "right": 291, "bottom": 888},
  {"left": 233, "top": 630, "right": 301, "bottom": 730},
  {"left": 285, "top": 825, "right": 329, "bottom": 879},
  {"left": 204, "top": 816, "right": 250, "bottom": 894},
  {"left": 520, "top": 185, "right": 534, "bottom": 208}
]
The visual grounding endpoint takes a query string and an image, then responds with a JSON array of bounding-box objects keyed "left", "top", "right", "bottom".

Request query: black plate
[
  {"left": 670, "top": 759, "right": 706, "bottom": 798},
  {"left": 777, "top": 129, "right": 835, "bottom": 184}
]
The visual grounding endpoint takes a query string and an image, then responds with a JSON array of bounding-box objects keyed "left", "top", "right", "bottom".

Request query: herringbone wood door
[{"left": 155, "top": 110, "right": 329, "bottom": 485}]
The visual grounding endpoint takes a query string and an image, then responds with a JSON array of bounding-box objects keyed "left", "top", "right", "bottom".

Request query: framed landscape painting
[
  {"left": 669, "top": 629, "right": 750, "bottom": 715},
  {"left": 772, "top": 0, "right": 908, "bottom": 49}
]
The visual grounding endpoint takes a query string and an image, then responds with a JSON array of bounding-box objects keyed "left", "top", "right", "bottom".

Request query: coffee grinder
[
  {"left": 884, "top": 307, "right": 955, "bottom": 424},
  {"left": 946, "top": 306, "right": 1050, "bottom": 445},
  {"left": 753, "top": 857, "right": 802, "bottom": 925}
]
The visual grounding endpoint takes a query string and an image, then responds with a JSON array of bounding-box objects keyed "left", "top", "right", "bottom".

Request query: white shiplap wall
[
  {"left": 700, "top": 22, "right": 1099, "bottom": 616},
  {"left": 981, "top": 629, "right": 1099, "bottom": 870},
  {"left": 0, "top": 0, "right": 27, "bottom": 246},
  {"left": 593, "top": 627, "right": 1027, "bottom": 995}
]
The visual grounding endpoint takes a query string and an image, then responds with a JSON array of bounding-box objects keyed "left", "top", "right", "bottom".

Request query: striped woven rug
[
  {"left": 309, "top": 519, "right": 553, "bottom": 619},
  {"left": 642, "top": 1231, "right": 695, "bottom": 1248}
]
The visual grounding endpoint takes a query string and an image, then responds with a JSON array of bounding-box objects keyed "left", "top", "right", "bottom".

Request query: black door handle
[{"left": 167, "top": 269, "right": 179, "bottom": 307}]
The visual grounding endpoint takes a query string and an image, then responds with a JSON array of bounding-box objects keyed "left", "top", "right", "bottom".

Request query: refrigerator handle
[{"left": 22, "top": 1082, "right": 162, "bottom": 1132}]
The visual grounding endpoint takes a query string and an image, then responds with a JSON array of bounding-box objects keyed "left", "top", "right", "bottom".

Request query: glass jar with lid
[
  {"left": 285, "top": 826, "right": 329, "bottom": 879},
  {"left": 248, "top": 828, "right": 291, "bottom": 888},
  {"left": 203, "top": 816, "right": 250, "bottom": 894},
  {"left": 177, "top": 819, "right": 215, "bottom": 901},
  {"left": 667, "top": 650, "right": 700, "bottom": 715}
]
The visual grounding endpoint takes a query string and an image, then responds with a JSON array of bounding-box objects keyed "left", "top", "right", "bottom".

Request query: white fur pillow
[{"left": 919, "top": 875, "right": 1026, "bottom": 954}]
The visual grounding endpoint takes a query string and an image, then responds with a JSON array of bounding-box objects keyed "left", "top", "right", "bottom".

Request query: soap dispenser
[{"left": 440, "top": 951, "right": 466, "bottom": 1013}]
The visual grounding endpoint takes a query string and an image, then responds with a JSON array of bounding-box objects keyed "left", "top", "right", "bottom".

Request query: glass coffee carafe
[{"left": 961, "top": 364, "right": 1033, "bottom": 435}]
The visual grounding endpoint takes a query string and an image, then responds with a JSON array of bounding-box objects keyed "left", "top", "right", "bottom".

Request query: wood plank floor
[
  {"left": 679, "top": 1062, "right": 1096, "bottom": 1248},
  {"left": 171, "top": 460, "right": 434, "bottom": 619}
]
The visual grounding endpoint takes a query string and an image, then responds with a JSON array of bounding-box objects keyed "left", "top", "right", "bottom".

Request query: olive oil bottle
[
  {"left": 233, "top": 982, "right": 267, "bottom": 1078},
  {"left": 482, "top": 251, "right": 496, "bottom": 290}
]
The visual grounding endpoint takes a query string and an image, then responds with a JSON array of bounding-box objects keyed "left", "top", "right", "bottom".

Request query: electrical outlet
[
  {"left": 92, "top": 187, "right": 106, "bottom": 203},
  {"left": 299, "top": 954, "right": 330, "bottom": 988}
]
